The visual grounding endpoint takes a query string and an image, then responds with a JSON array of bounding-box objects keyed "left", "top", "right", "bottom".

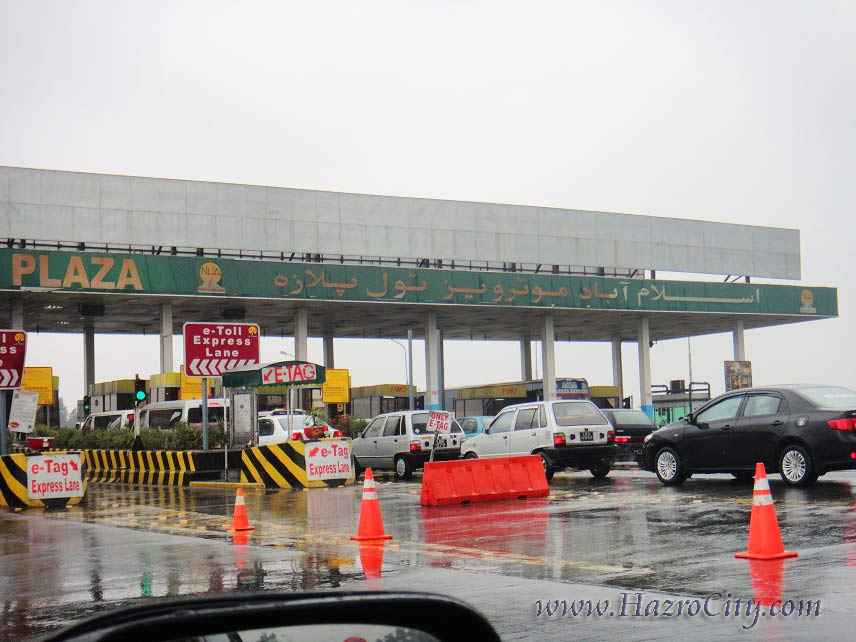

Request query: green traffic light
[{"left": 135, "top": 390, "right": 146, "bottom": 401}]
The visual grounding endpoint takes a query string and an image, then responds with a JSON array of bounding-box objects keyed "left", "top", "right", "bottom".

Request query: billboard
[{"left": 725, "top": 361, "right": 753, "bottom": 391}]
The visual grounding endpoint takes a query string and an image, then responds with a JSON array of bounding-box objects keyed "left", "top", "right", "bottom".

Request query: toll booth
[
  {"left": 589, "top": 385, "right": 620, "bottom": 409},
  {"left": 149, "top": 372, "right": 180, "bottom": 403},
  {"left": 88, "top": 379, "right": 140, "bottom": 413},
  {"left": 256, "top": 385, "right": 324, "bottom": 412},
  {"left": 446, "top": 384, "right": 528, "bottom": 418},
  {"left": 445, "top": 378, "right": 596, "bottom": 417},
  {"left": 350, "top": 384, "right": 416, "bottom": 419},
  {"left": 652, "top": 380, "right": 711, "bottom": 426}
]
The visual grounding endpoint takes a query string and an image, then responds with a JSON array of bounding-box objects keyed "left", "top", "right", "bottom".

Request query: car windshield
[
  {"left": 607, "top": 409, "right": 656, "bottom": 427},
  {"left": 552, "top": 402, "right": 608, "bottom": 426},
  {"left": 795, "top": 386, "right": 856, "bottom": 409}
]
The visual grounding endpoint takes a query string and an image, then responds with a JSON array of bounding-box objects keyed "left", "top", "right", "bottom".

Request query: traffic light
[
  {"left": 83, "top": 396, "right": 91, "bottom": 413},
  {"left": 134, "top": 375, "right": 147, "bottom": 405}
]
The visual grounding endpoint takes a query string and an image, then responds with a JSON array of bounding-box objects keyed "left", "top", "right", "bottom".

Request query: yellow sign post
[
  {"left": 322, "top": 369, "right": 351, "bottom": 404},
  {"left": 21, "top": 367, "right": 54, "bottom": 405},
  {"left": 180, "top": 365, "right": 203, "bottom": 399}
]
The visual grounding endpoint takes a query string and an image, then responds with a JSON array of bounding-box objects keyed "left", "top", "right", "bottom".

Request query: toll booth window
[
  {"left": 552, "top": 402, "right": 609, "bottom": 426},
  {"left": 489, "top": 411, "right": 515, "bottom": 433},
  {"left": 363, "top": 417, "right": 385, "bottom": 438},
  {"left": 258, "top": 419, "right": 275, "bottom": 437},
  {"left": 514, "top": 408, "right": 537, "bottom": 430},
  {"left": 383, "top": 416, "right": 403, "bottom": 436}
]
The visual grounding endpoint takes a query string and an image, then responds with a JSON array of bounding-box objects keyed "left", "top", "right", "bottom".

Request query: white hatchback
[{"left": 460, "top": 400, "right": 617, "bottom": 480}]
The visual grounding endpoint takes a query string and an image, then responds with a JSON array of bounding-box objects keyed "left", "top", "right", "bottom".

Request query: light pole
[{"left": 389, "top": 338, "right": 414, "bottom": 409}]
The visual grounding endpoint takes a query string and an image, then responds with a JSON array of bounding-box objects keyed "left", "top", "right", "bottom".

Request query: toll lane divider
[
  {"left": 420, "top": 455, "right": 549, "bottom": 506},
  {"left": 0, "top": 453, "right": 88, "bottom": 509},
  {"left": 36, "top": 449, "right": 226, "bottom": 486},
  {"left": 241, "top": 440, "right": 355, "bottom": 490}
]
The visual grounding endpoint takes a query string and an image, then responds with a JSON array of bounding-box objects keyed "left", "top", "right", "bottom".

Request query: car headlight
[{"left": 643, "top": 433, "right": 653, "bottom": 443}]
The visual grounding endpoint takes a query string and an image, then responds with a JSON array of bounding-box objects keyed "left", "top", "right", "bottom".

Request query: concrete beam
[
  {"left": 541, "top": 316, "right": 556, "bottom": 401},
  {"left": 160, "top": 303, "right": 173, "bottom": 374},
  {"left": 638, "top": 318, "right": 652, "bottom": 418}
]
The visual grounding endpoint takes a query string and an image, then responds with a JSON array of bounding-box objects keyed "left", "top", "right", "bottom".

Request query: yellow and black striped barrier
[
  {"left": 37, "top": 449, "right": 225, "bottom": 486},
  {"left": 241, "top": 440, "right": 355, "bottom": 490},
  {"left": 0, "top": 453, "right": 88, "bottom": 509}
]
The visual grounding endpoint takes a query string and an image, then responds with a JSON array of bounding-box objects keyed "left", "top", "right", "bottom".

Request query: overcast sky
[{"left": 1, "top": 1, "right": 854, "bottom": 412}]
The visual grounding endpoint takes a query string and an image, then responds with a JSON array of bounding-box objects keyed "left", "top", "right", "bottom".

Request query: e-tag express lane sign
[
  {"left": 0, "top": 330, "right": 27, "bottom": 389},
  {"left": 184, "top": 322, "right": 260, "bottom": 377},
  {"left": 27, "top": 454, "right": 84, "bottom": 499},
  {"left": 305, "top": 440, "right": 352, "bottom": 481}
]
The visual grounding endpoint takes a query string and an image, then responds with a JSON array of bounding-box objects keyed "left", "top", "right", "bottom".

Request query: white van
[
  {"left": 140, "top": 398, "right": 229, "bottom": 429},
  {"left": 81, "top": 410, "right": 136, "bottom": 432}
]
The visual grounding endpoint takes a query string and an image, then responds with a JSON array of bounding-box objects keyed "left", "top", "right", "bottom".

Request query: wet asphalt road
[{"left": 1, "top": 468, "right": 855, "bottom": 641}]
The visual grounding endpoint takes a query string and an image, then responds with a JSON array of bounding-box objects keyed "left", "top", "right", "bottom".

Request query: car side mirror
[
  {"left": 483, "top": 426, "right": 490, "bottom": 434},
  {"left": 42, "top": 592, "right": 502, "bottom": 642}
]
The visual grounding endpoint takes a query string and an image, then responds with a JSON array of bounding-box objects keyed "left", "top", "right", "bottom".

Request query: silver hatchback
[{"left": 352, "top": 411, "right": 465, "bottom": 480}]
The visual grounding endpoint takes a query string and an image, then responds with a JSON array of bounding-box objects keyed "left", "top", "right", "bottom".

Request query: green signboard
[{"left": 0, "top": 248, "right": 838, "bottom": 317}]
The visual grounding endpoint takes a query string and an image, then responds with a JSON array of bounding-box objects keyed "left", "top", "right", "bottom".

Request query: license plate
[
  {"left": 437, "top": 437, "right": 448, "bottom": 448},
  {"left": 580, "top": 431, "right": 594, "bottom": 442}
]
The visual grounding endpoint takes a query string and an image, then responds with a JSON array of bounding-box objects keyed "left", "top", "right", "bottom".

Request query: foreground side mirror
[{"left": 43, "top": 591, "right": 503, "bottom": 642}]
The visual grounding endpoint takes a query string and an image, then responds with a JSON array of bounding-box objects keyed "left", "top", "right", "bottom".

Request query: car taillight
[
  {"left": 607, "top": 430, "right": 615, "bottom": 443},
  {"left": 827, "top": 418, "right": 856, "bottom": 431},
  {"left": 614, "top": 436, "right": 630, "bottom": 443},
  {"left": 553, "top": 433, "right": 566, "bottom": 446},
  {"left": 410, "top": 440, "right": 421, "bottom": 452}
]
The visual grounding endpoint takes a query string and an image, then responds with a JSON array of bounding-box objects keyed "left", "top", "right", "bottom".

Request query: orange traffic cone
[
  {"left": 228, "top": 488, "right": 255, "bottom": 532},
  {"left": 735, "top": 463, "right": 797, "bottom": 560},
  {"left": 350, "top": 469, "right": 393, "bottom": 541}
]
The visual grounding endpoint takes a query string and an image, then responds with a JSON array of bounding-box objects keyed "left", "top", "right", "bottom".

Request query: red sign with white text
[
  {"left": 183, "top": 322, "right": 260, "bottom": 377},
  {"left": 261, "top": 362, "right": 319, "bottom": 385},
  {"left": 0, "top": 330, "right": 27, "bottom": 389}
]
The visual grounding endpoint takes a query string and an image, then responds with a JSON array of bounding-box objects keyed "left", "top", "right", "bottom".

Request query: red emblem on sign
[
  {"left": 183, "top": 322, "right": 260, "bottom": 377},
  {"left": 0, "top": 330, "right": 27, "bottom": 389}
]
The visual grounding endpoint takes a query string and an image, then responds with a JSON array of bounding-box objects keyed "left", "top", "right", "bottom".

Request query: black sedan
[
  {"left": 600, "top": 408, "right": 657, "bottom": 461},
  {"left": 639, "top": 384, "right": 856, "bottom": 486}
]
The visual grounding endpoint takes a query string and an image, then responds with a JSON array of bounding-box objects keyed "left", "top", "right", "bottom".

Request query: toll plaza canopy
[
  {"left": 0, "top": 165, "right": 839, "bottom": 412},
  {"left": 0, "top": 246, "right": 836, "bottom": 340}
]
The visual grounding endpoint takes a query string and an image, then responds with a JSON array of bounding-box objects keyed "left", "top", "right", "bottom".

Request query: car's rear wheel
[
  {"left": 589, "top": 460, "right": 612, "bottom": 478},
  {"left": 394, "top": 455, "right": 414, "bottom": 480},
  {"left": 655, "top": 447, "right": 686, "bottom": 486},
  {"left": 539, "top": 452, "right": 556, "bottom": 481},
  {"left": 463, "top": 452, "right": 478, "bottom": 460},
  {"left": 779, "top": 444, "right": 817, "bottom": 487}
]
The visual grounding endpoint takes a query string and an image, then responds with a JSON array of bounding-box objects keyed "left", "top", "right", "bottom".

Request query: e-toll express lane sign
[
  {"left": 0, "top": 330, "right": 27, "bottom": 389},
  {"left": 183, "top": 322, "right": 260, "bottom": 377}
]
